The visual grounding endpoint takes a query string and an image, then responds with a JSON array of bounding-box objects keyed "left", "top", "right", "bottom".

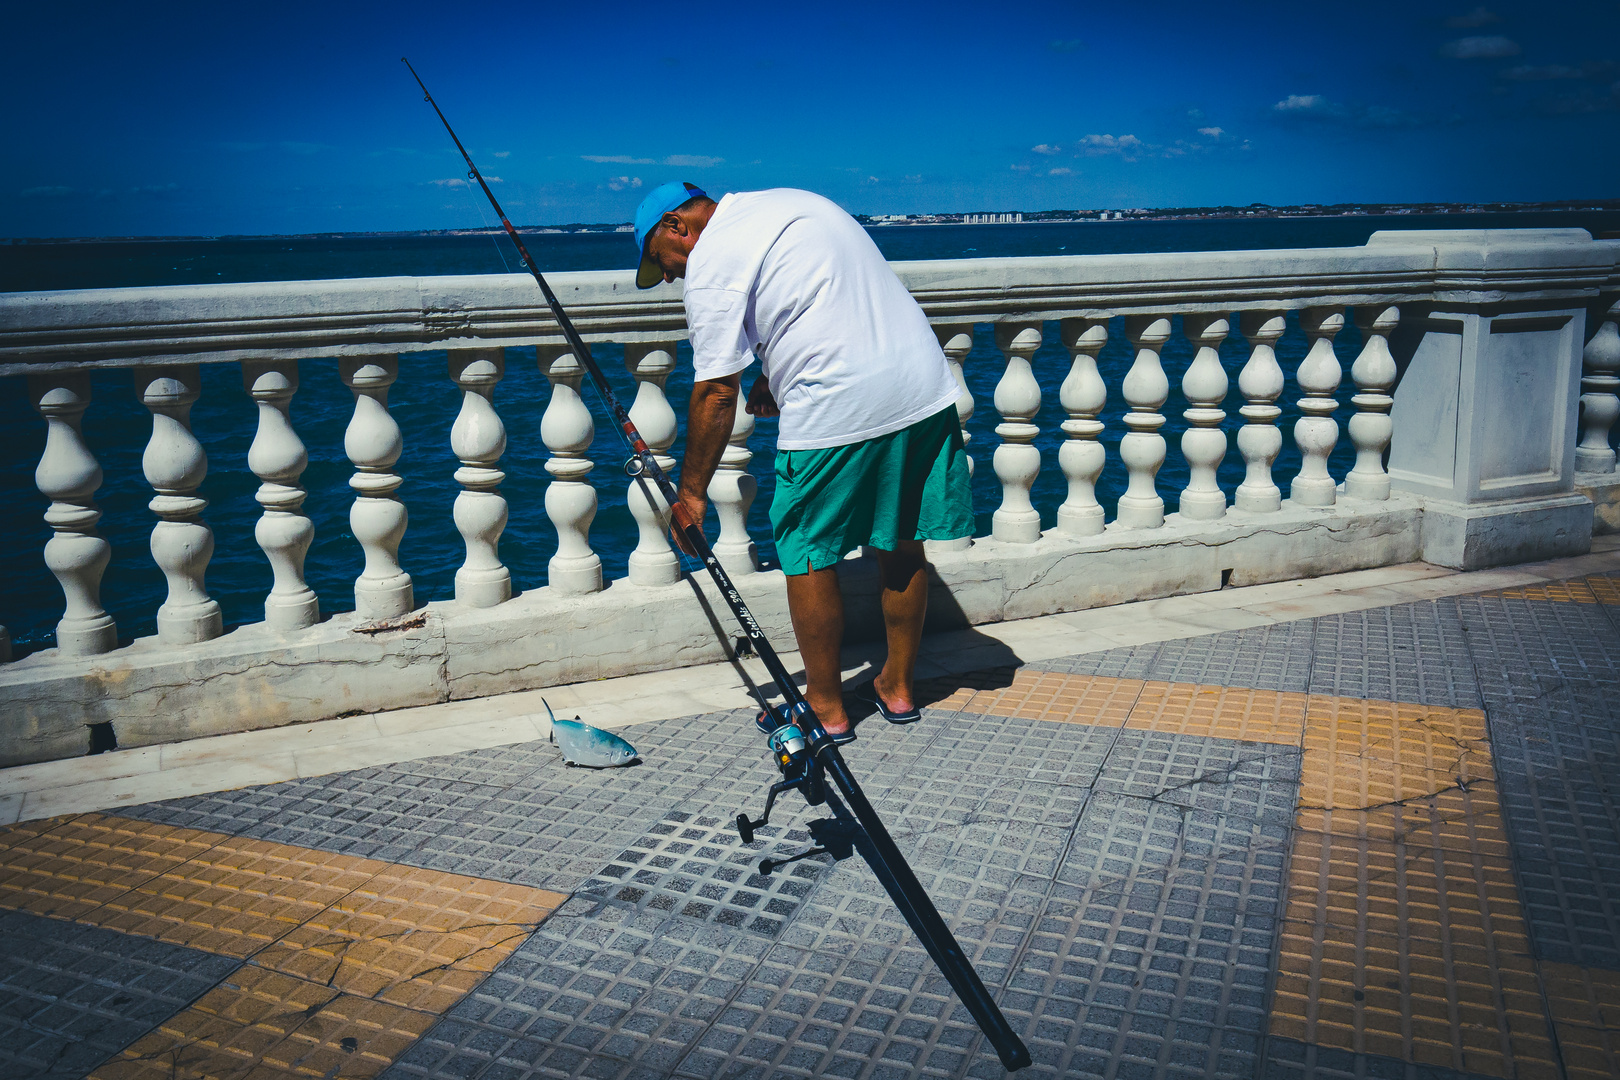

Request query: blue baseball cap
[{"left": 633, "top": 181, "right": 707, "bottom": 288}]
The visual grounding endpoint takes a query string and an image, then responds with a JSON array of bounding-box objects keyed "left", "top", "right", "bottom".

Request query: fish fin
[{"left": 544, "top": 698, "right": 557, "bottom": 744}]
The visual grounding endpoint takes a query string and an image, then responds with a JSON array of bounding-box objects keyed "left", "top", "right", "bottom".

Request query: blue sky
[{"left": 5, "top": 0, "right": 1616, "bottom": 237}]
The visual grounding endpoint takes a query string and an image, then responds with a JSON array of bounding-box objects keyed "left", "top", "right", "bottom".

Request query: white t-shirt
[{"left": 683, "top": 188, "right": 961, "bottom": 451}]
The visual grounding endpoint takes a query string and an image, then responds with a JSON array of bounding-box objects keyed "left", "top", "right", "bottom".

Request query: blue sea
[{"left": 3, "top": 210, "right": 1616, "bottom": 658}]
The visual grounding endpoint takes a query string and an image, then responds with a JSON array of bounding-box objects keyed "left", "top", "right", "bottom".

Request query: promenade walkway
[{"left": 3, "top": 541, "right": 1619, "bottom": 1080}]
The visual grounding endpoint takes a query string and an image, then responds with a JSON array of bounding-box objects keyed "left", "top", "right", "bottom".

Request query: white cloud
[
  {"left": 1274, "top": 94, "right": 1330, "bottom": 112},
  {"left": 1197, "top": 126, "right": 1225, "bottom": 138},
  {"left": 1079, "top": 134, "right": 1145, "bottom": 158},
  {"left": 583, "top": 154, "right": 655, "bottom": 164},
  {"left": 902, "top": 174, "right": 924, "bottom": 183},
  {"left": 1444, "top": 6, "right": 1499, "bottom": 28},
  {"left": 1439, "top": 35, "right": 1520, "bottom": 59},
  {"left": 1272, "top": 95, "right": 1424, "bottom": 127},
  {"left": 493, "top": 150, "right": 511, "bottom": 158},
  {"left": 1047, "top": 167, "right": 1073, "bottom": 176},
  {"left": 1009, "top": 163, "right": 1032, "bottom": 171},
  {"left": 431, "top": 178, "right": 468, "bottom": 187},
  {"left": 1031, "top": 143, "right": 1062, "bottom": 155},
  {"left": 606, "top": 176, "right": 643, "bottom": 191},
  {"left": 663, "top": 154, "right": 724, "bottom": 167}
]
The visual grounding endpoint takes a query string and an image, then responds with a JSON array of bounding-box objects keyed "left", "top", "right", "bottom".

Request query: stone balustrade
[{"left": 1, "top": 228, "right": 1616, "bottom": 766}]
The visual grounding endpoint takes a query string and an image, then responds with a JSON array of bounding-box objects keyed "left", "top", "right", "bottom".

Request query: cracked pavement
[{"left": 3, "top": 573, "right": 1620, "bottom": 1079}]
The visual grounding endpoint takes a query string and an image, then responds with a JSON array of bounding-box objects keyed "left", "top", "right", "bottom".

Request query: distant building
[{"left": 964, "top": 212, "right": 1023, "bottom": 224}]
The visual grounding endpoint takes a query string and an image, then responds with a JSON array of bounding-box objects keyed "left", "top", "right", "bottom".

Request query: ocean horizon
[{"left": 3, "top": 210, "right": 1617, "bottom": 659}]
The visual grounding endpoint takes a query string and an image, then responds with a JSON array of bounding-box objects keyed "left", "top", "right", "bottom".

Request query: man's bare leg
[
  {"left": 872, "top": 540, "right": 929, "bottom": 712},
  {"left": 784, "top": 563, "right": 852, "bottom": 736}
]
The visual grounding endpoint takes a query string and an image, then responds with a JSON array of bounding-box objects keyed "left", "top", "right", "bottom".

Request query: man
[{"left": 632, "top": 181, "right": 972, "bottom": 742}]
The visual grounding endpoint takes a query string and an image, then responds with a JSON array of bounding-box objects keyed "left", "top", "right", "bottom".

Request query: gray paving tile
[
  {"left": 385, "top": 897, "right": 779, "bottom": 1080},
  {"left": 575, "top": 810, "right": 835, "bottom": 940},
  {"left": 1001, "top": 790, "right": 1288, "bottom": 1079},
  {"left": 1095, "top": 730, "right": 1303, "bottom": 829},
  {"left": 1306, "top": 602, "right": 1482, "bottom": 708},
  {"left": 1488, "top": 708, "right": 1620, "bottom": 968},
  {"left": 1453, "top": 595, "right": 1620, "bottom": 718},
  {"left": 1030, "top": 621, "right": 1316, "bottom": 694},
  {"left": 0, "top": 908, "right": 239, "bottom": 1080},
  {"left": 907, "top": 711, "right": 1120, "bottom": 791},
  {"left": 675, "top": 939, "right": 1003, "bottom": 1080},
  {"left": 1260, "top": 1037, "right": 1504, "bottom": 1080},
  {"left": 121, "top": 711, "right": 765, "bottom": 891},
  {"left": 1031, "top": 644, "right": 1164, "bottom": 681}
]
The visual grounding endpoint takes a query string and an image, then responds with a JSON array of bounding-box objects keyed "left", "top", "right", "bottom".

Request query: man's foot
[
  {"left": 813, "top": 705, "right": 858, "bottom": 744},
  {"left": 857, "top": 680, "right": 922, "bottom": 725}
]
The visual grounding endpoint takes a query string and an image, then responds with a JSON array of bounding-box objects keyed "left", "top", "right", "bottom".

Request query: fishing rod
[{"left": 403, "top": 59, "right": 1030, "bottom": 1073}]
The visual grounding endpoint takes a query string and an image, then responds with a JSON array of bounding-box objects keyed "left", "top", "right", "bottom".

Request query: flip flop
[
  {"left": 757, "top": 706, "right": 855, "bottom": 744},
  {"left": 856, "top": 682, "right": 922, "bottom": 725}
]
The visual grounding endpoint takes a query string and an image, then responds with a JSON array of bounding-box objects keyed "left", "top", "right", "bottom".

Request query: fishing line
[{"left": 456, "top": 176, "right": 514, "bottom": 274}]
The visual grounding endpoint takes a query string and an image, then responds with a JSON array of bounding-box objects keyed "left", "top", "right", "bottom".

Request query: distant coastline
[{"left": 5, "top": 199, "right": 1617, "bottom": 246}]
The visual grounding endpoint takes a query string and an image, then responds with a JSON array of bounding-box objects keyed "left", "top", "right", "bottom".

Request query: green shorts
[{"left": 770, "top": 405, "right": 973, "bottom": 575}]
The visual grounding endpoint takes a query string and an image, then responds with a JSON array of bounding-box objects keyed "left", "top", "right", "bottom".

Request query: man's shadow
[{"left": 680, "top": 549, "right": 1022, "bottom": 722}]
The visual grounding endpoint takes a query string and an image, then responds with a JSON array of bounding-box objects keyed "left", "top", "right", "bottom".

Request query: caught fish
[{"left": 544, "top": 699, "right": 639, "bottom": 768}]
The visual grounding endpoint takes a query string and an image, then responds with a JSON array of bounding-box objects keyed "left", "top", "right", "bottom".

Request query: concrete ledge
[
  {"left": 1418, "top": 492, "right": 1594, "bottom": 569},
  {"left": 1575, "top": 472, "right": 1620, "bottom": 535},
  {"left": 0, "top": 496, "right": 1427, "bottom": 767}
]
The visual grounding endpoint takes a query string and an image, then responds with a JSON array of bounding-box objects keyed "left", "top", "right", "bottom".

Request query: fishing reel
[{"left": 735, "top": 703, "right": 828, "bottom": 866}]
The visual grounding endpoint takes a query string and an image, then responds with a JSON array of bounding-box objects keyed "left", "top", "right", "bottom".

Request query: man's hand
[
  {"left": 745, "top": 376, "right": 780, "bottom": 417},
  {"left": 672, "top": 491, "right": 708, "bottom": 556}
]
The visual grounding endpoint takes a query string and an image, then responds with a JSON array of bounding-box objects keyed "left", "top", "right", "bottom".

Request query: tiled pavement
[{"left": 4, "top": 569, "right": 1620, "bottom": 1078}]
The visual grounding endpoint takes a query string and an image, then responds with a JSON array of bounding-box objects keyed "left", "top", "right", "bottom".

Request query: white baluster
[
  {"left": 1291, "top": 308, "right": 1345, "bottom": 507},
  {"left": 991, "top": 323, "right": 1044, "bottom": 543},
  {"left": 1346, "top": 306, "right": 1399, "bottom": 499},
  {"left": 624, "top": 342, "right": 681, "bottom": 585},
  {"left": 341, "top": 356, "right": 412, "bottom": 619},
  {"left": 1056, "top": 318, "right": 1107, "bottom": 536},
  {"left": 1234, "top": 312, "right": 1288, "bottom": 513},
  {"left": 539, "top": 346, "right": 602, "bottom": 595},
  {"left": 1118, "top": 316, "right": 1171, "bottom": 529},
  {"left": 29, "top": 374, "right": 116, "bottom": 656},
  {"left": 137, "top": 366, "right": 223, "bottom": 644},
  {"left": 449, "top": 348, "right": 511, "bottom": 607},
  {"left": 243, "top": 360, "right": 319, "bottom": 631},
  {"left": 1576, "top": 298, "right": 1620, "bottom": 474},
  {"left": 935, "top": 324, "right": 977, "bottom": 477},
  {"left": 708, "top": 390, "right": 759, "bottom": 575},
  {"left": 929, "top": 324, "right": 977, "bottom": 552},
  {"left": 1179, "top": 313, "right": 1231, "bottom": 521}
]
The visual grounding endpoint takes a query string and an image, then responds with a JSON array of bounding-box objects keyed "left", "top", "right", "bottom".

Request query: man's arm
[{"left": 674, "top": 372, "right": 742, "bottom": 554}]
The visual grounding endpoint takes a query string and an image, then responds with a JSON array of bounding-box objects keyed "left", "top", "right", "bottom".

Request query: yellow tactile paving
[
  {"left": 1274, "top": 695, "right": 1560, "bottom": 1078},
  {"left": 253, "top": 865, "right": 560, "bottom": 1013},
  {"left": 925, "top": 669, "right": 1145, "bottom": 727},
  {"left": 1274, "top": 839, "right": 1555, "bottom": 1078},
  {"left": 0, "top": 812, "right": 565, "bottom": 1079},
  {"left": 96, "top": 838, "right": 388, "bottom": 958},
  {"left": 0, "top": 813, "right": 225, "bottom": 921},
  {"left": 1540, "top": 962, "right": 1620, "bottom": 1080},
  {"left": 1296, "top": 697, "right": 1506, "bottom": 854},
  {"left": 90, "top": 965, "right": 434, "bottom": 1080},
  {"left": 1125, "top": 681, "right": 1308, "bottom": 745},
  {"left": 1486, "top": 573, "right": 1620, "bottom": 605}
]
